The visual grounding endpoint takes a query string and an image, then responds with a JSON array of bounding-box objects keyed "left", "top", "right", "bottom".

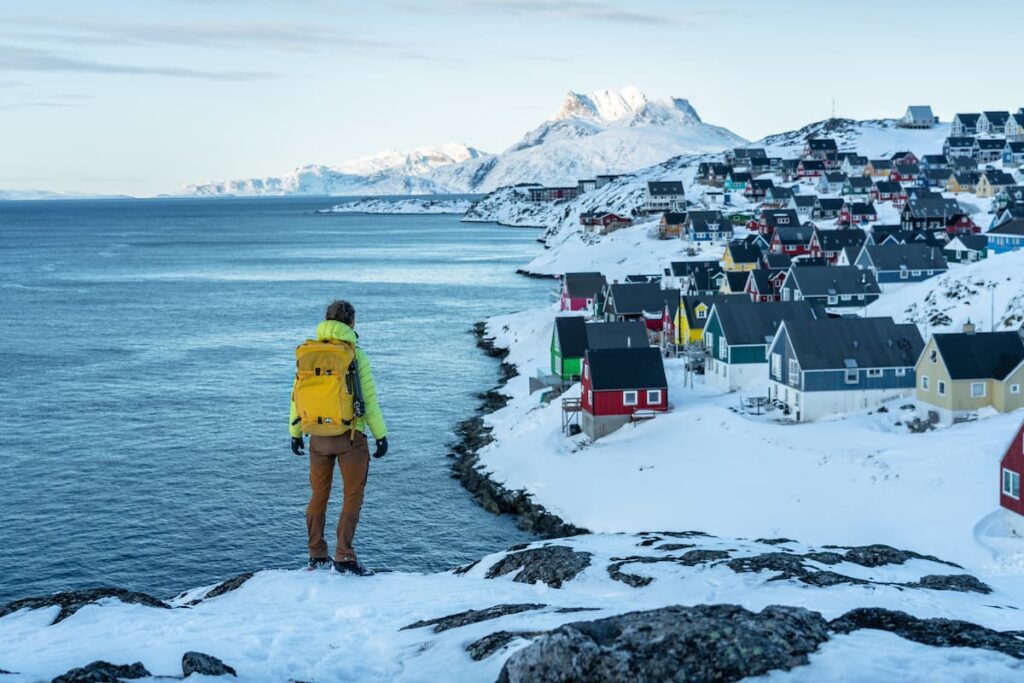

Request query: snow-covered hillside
[
  {"left": 184, "top": 144, "right": 488, "bottom": 197},
  {"left": 316, "top": 196, "right": 475, "bottom": 215},
  {"left": 182, "top": 87, "right": 745, "bottom": 197},
  {"left": 755, "top": 118, "right": 951, "bottom": 158},
  {"left": 3, "top": 531, "right": 1022, "bottom": 681}
]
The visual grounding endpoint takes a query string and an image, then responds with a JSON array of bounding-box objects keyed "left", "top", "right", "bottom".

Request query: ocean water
[{"left": 0, "top": 197, "right": 550, "bottom": 603}]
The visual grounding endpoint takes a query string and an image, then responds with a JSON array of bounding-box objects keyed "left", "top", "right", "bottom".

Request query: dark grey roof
[
  {"left": 933, "top": 331, "right": 1024, "bottom": 380},
  {"left": 724, "top": 270, "right": 751, "bottom": 292},
  {"left": 793, "top": 194, "right": 818, "bottom": 207},
  {"left": 977, "top": 138, "right": 1007, "bottom": 150},
  {"left": 584, "top": 320, "right": 650, "bottom": 351},
  {"left": 763, "top": 252, "right": 792, "bottom": 269},
  {"left": 764, "top": 209, "right": 801, "bottom": 228},
  {"left": 681, "top": 294, "right": 743, "bottom": 328},
  {"left": 784, "top": 316, "right": 924, "bottom": 370},
  {"left": 815, "top": 197, "right": 844, "bottom": 211},
  {"left": 818, "top": 229, "right": 867, "bottom": 252},
  {"left": 749, "top": 178, "right": 775, "bottom": 190},
  {"left": 945, "top": 136, "right": 975, "bottom": 146},
  {"left": 873, "top": 227, "right": 946, "bottom": 247},
  {"left": 647, "top": 181, "right": 685, "bottom": 196},
  {"left": 767, "top": 186, "right": 794, "bottom": 200},
  {"left": 890, "top": 150, "right": 915, "bottom": 161},
  {"left": 924, "top": 169, "right": 950, "bottom": 182},
  {"left": 668, "top": 260, "right": 721, "bottom": 277},
  {"left": 922, "top": 154, "right": 948, "bottom": 165},
  {"left": 564, "top": 272, "right": 607, "bottom": 299},
  {"left": 844, "top": 154, "right": 868, "bottom": 164},
  {"left": 893, "top": 163, "right": 921, "bottom": 174},
  {"left": 734, "top": 147, "right": 768, "bottom": 159},
  {"left": 945, "top": 234, "right": 988, "bottom": 251},
  {"left": 726, "top": 241, "right": 762, "bottom": 263},
  {"left": 862, "top": 244, "right": 948, "bottom": 272},
  {"left": 823, "top": 172, "right": 847, "bottom": 183},
  {"left": 774, "top": 225, "right": 817, "bottom": 245},
  {"left": 625, "top": 274, "right": 661, "bottom": 283},
  {"left": 874, "top": 180, "right": 904, "bottom": 194},
  {"left": 748, "top": 269, "right": 776, "bottom": 292},
  {"left": 554, "top": 316, "right": 588, "bottom": 358},
  {"left": 954, "top": 113, "right": 981, "bottom": 125},
  {"left": 663, "top": 212, "right": 687, "bottom": 224},
  {"left": 846, "top": 202, "right": 876, "bottom": 215},
  {"left": 714, "top": 301, "right": 823, "bottom": 346},
  {"left": 909, "top": 187, "right": 940, "bottom": 199},
  {"left": 606, "top": 282, "right": 673, "bottom": 316},
  {"left": 983, "top": 170, "right": 1016, "bottom": 186},
  {"left": 799, "top": 160, "right": 826, "bottom": 170},
  {"left": 868, "top": 159, "right": 892, "bottom": 168},
  {"left": 989, "top": 219, "right": 1024, "bottom": 237},
  {"left": 807, "top": 139, "right": 838, "bottom": 151},
  {"left": 982, "top": 111, "right": 1011, "bottom": 127},
  {"left": 904, "top": 197, "right": 963, "bottom": 218},
  {"left": 846, "top": 176, "right": 873, "bottom": 189},
  {"left": 953, "top": 172, "right": 980, "bottom": 185},
  {"left": 1007, "top": 142, "right": 1024, "bottom": 153},
  {"left": 787, "top": 265, "right": 881, "bottom": 297},
  {"left": 586, "top": 347, "right": 667, "bottom": 391},
  {"left": 729, "top": 171, "right": 752, "bottom": 182},
  {"left": 688, "top": 210, "right": 729, "bottom": 233}
]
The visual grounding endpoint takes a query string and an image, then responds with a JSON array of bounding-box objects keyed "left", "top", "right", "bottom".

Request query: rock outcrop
[
  {"left": 0, "top": 588, "right": 168, "bottom": 625},
  {"left": 50, "top": 661, "right": 150, "bottom": 683},
  {"left": 181, "top": 651, "right": 237, "bottom": 677},
  {"left": 403, "top": 603, "right": 547, "bottom": 633},
  {"left": 485, "top": 546, "right": 592, "bottom": 588}
]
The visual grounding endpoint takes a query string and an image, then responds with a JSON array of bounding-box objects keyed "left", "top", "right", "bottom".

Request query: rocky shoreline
[{"left": 448, "top": 322, "right": 586, "bottom": 539}]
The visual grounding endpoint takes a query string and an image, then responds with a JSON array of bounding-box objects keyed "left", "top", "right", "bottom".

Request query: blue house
[
  {"left": 987, "top": 219, "right": 1024, "bottom": 254},
  {"left": 854, "top": 244, "right": 948, "bottom": 283},
  {"left": 767, "top": 316, "right": 924, "bottom": 422}
]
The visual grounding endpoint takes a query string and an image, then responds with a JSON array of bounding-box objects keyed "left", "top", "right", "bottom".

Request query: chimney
[
  {"left": 627, "top": 336, "right": 632, "bottom": 348},
  {"left": 963, "top": 320, "right": 976, "bottom": 335}
]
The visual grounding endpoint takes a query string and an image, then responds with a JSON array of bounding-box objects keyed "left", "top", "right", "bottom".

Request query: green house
[
  {"left": 703, "top": 301, "right": 822, "bottom": 391},
  {"left": 552, "top": 316, "right": 587, "bottom": 380}
]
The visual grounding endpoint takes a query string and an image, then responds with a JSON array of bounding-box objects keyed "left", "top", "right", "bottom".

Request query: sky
[{"left": 1, "top": 0, "right": 1021, "bottom": 196}]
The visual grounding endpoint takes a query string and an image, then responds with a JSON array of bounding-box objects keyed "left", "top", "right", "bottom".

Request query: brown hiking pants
[{"left": 307, "top": 432, "right": 370, "bottom": 562}]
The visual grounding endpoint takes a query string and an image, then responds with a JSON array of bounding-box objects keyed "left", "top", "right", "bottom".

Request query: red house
[
  {"left": 889, "top": 163, "right": 921, "bottom": 184},
  {"left": 769, "top": 226, "right": 821, "bottom": 257},
  {"left": 1000, "top": 420, "right": 1024, "bottom": 537},
  {"left": 797, "top": 159, "right": 826, "bottom": 178},
  {"left": 560, "top": 272, "right": 607, "bottom": 313},
  {"left": 839, "top": 201, "right": 878, "bottom": 226},
  {"left": 872, "top": 181, "right": 908, "bottom": 207},
  {"left": 746, "top": 270, "right": 780, "bottom": 302},
  {"left": 580, "top": 347, "right": 668, "bottom": 441}
]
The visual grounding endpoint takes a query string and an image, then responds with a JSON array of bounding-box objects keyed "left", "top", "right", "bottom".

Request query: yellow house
[
  {"left": 721, "top": 242, "right": 760, "bottom": 272},
  {"left": 915, "top": 327, "right": 1024, "bottom": 423},
  {"left": 864, "top": 160, "right": 890, "bottom": 177},
  {"left": 976, "top": 171, "right": 1015, "bottom": 199},
  {"left": 946, "top": 172, "right": 978, "bottom": 194},
  {"left": 674, "top": 294, "right": 744, "bottom": 345}
]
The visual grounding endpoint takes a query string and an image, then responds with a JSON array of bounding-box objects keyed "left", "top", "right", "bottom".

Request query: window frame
[
  {"left": 623, "top": 390, "right": 638, "bottom": 406},
  {"left": 937, "top": 380, "right": 946, "bottom": 396},
  {"left": 1011, "top": 384, "right": 1021, "bottom": 395},
  {"left": 970, "top": 382, "right": 986, "bottom": 398},
  {"left": 867, "top": 368, "right": 882, "bottom": 378},
  {"left": 646, "top": 389, "right": 662, "bottom": 405},
  {"left": 921, "top": 375, "right": 929, "bottom": 390},
  {"left": 845, "top": 368, "right": 859, "bottom": 384},
  {"left": 1004, "top": 468, "right": 1021, "bottom": 500},
  {"left": 896, "top": 368, "right": 907, "bottom": 376}
]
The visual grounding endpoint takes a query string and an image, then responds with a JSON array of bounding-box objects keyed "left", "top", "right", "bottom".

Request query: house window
[
  {"left": 896, "top": 368, "right": 907, "bottom": 376},
  {"left": 929, "top": 349, "right": 937, "bottom": 363},
  {"left": 623, "top": 390, "right": 638, "bottom": 406},
  {"left": 841, "top": 295, "right": 852, "bottom": 301},
  {"left": 584, "top": 364, "right": 590, "bottom": 380},
  {"left": 938, "top": 380, "right": 946, "bottom": 395},
  {"left": 911, "top": 270, "right": 921, "bottom": 277},
  {"left": 971, "top": 382, "right": 986, "bottom": 398},
  {"left": 1012, "top": 384, "right": 1021, "bottom": 394},
  {"left": 1004, "top": 468, "right": 1021, "bottom": 500},
  {"left": 867, "top": 368, "right": 882, "bottom": 378},
  {"left": 827, "top": 295, "right": 838, "bottom": 305},
  {"left": 705, "top": 332, "right": 714, "bottom": 351},
  {"left": 845, "top": 369, "right": 859, "bottom": 384},
  {"left": 900, "top": 267, "right": 909, "bottom": 279},
  {"left": 697, "top": 308, "right": 707, "bottom": 319},
  {"left": 587, "top": 390, "right": 592, "bottom": 407},
  {"left": 647, "top": 389, "right": 662, "bottom": 404},
  {"left": 718, "top": 338, "right": 727, "bottom": 360},
  {"left": 921, "top": 375, "right": 929, "bottom": 390},
  {"left": 771, "top": 353, "right": 782, "bottom": 379}
]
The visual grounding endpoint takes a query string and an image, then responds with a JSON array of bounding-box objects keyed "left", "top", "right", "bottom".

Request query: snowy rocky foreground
[
  {"left": 2, "top": 533, "right": 1023, "bottom": 682},
  {"left": 316, "top": 197, "right": 474, "bottom": 215}
]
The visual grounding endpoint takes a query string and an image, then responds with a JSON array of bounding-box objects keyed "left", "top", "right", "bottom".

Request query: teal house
[{"left": 703, "top": 301, "right": 823, "bottom": 391}]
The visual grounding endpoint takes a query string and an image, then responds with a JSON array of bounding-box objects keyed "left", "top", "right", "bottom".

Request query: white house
[
  {"left": 898, "top": 105, "right": 937, "bottom": 129},
  {"left": 645, "top": 181, "right": 686, "bottom": 213}
]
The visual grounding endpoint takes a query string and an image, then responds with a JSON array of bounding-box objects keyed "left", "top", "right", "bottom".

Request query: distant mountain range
[{"left": 182, "top": 87, "right": 747, "bottom": 197}]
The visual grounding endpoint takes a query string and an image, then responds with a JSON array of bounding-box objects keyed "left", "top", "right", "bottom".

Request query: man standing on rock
[{"left": 288, "top": 299, "right": 388, "bottom": 576}]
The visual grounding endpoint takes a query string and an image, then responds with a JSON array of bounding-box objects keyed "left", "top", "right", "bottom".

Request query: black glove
[
  {"left": 373, "top": 437, "right": 388, "bottom": 459},
  {"left": 291, "top": 436, "right": 305, "bottom": 456}
]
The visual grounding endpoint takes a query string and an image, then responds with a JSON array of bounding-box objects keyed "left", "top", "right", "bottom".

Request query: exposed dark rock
[
  {"left": 402, "top": 603, "right": 546, "bottom": 633},
  {"left": 655, "top": 543, "right": 695, "bottom": 551},
  {"left": 0, "top": 588, "right": 169, "bottom": 625},
  {"left": 906, "top": 574, "right": 992, "bottom": 595},
  {"left": 477, "top": 388, "right": 509, "bottom": 412},
  {"left": 51, "top": 661, "right": 150, "bottom": 683},
  {"left": 637, "top": 536, "right": 661, "bottom": 547},
  {"left": 727, "top": 552, "right": 809, "bottom": 580},
  {"left": 606, "top": 560, "right": 653, "bottom": 588},
  {"left": 804, "top": 551, "right": 845, "bottom": 565},
  {"left": 189, "top": 572, "right": 255, "bottom": 605},
  {"left": 466, "top": 630, "right": 548, "bottom": 661},
  {"left": 800, "top": 571, "right": 868, "bottom": 588},
  {"left": 677, "top": 549, "right": 730, "bottom": 566},
  {"left": 756, "top": 538, "right": 797, "bottom": 545},
  {"left": 452, "top": 559, "right": 480, "bottom": 576},
  {"left": 498, "top": 604, "right": 830, "bottom": 683},
  {"left": 830, "top": 608, "right": 1024, "bottom": 659},
  {"left": 486, "top": 546, "right": 592, "bottom": 588},
  {"left": 182, "top": 651, "right": 236, "bottom": 677},
  {"left": 654, "top": 530, "right": 712, "bottom": 539},
  {"left": 841, "top": 544, "right": 960, "bottom": 569},
  {"left": 553, "top": 607, "right": 600, "bottom": 614}
]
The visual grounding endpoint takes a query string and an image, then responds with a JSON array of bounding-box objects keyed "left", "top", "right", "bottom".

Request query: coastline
[{"left": 448, "top": 321, "right": 586, "bottom": 539}]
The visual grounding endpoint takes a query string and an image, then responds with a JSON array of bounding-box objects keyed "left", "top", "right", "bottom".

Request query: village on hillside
[{"left": 515, "top": 106, "right": 1024, "bottom": 538}]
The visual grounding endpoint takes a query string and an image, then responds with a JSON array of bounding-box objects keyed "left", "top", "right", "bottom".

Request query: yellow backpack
[{"left": 292, "top": 339, "right": 362, "bottom": 437}]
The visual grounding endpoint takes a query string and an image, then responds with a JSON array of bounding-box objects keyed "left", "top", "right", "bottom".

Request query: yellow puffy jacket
[{"left": 289, "top": 320, "right": 387, "bottom": 440}]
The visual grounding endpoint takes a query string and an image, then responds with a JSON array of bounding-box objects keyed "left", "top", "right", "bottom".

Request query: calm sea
[{"left": 0, "top": 197, "right": 549, "bottom": 603}]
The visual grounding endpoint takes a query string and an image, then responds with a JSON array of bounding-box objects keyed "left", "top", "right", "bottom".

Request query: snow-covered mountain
[
  {"left": 181, "top": 87, "right": 746, "bottom": 197},
  {"left": 184, "top": 143, "right": 488, "bottom": 197}
]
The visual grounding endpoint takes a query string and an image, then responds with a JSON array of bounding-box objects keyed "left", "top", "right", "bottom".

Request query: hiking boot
[
  {"left": 333, "top": 559, "right": 373, "bottom": 576},
  {"left": 308, "top": 557, "right": 331, "bottom": 569}
]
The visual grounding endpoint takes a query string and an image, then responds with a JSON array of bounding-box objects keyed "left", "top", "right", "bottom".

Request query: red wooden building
[
  {"left": 580, "top": 347, "right": 668, "bottom": 440},
  {"left": 838, "top": 201, "right": 878, "bottom": 226},
  {"left": 560, "top": 272, "right": 607, "bottom": 313},
  {"left": 769, "top": 226, "right": 822, "bottom": 258},
  {"left": 1000, "top": 420, "right": 1024, "bottom": 537}
]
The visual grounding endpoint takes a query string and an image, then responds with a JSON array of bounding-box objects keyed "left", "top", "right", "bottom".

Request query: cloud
[
  {"left": 0, "top": 45, "right": 275, "bottom": 81},
  {"left": 393, "top": 0, "right": 670, "bottom": 25}
]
